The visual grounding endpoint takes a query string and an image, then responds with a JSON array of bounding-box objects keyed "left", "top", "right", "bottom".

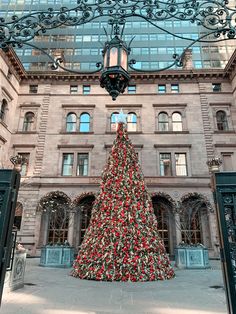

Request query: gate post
[
  {"left": 214, "top": 172, "right": 236, "bottom": 314},
  {"left": 0, "top": 170, "right": 20, "bottom": 306}
]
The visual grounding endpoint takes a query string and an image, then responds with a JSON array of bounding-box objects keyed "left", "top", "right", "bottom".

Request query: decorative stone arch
[
  {"left": 180, "top": 192, "right": 214, "bottom": 213},
  {"left": 38, "top": 191, "right": 72, "bottom": 246},
  {"left": 72, "top": 191, "right": 96, "bottom": 207},
  {"left": 179, "top": 192, "right": 213, "bottom": 247},
  {"left": 72, "top": 192, "right": 96, "bottom": 249},
  {"left": 150, "top": 192, "right": 176, "bottom": 256}
]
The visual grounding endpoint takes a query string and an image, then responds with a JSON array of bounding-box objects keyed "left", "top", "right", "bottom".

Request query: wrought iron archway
[{"left": 1, "top": 0, "right": 236, "bottom": 73}]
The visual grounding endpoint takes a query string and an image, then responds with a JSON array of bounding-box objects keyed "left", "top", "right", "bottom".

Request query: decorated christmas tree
[{"left": 72, "top": 115, "right": 174, "bottom": 282}]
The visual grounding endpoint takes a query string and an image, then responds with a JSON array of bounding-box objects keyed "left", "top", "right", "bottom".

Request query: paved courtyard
[{"left": 1, "top": 258, "right": 227, "bottom": 314}]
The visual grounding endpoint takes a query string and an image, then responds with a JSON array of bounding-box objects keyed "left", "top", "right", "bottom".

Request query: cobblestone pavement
[{"left": 1, "top": 258, "right": 227, "bottom": 314}]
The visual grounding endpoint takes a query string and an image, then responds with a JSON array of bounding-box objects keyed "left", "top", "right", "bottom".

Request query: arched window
[
  {"left": 158, "top": 112, "right": 169, "bottom": 131},
  {"left": 172, "top": 112, "right": 182, "bottom": 131},
  {"left": 79, "top": 113, "right": 90, "bottom": 132},
  {"left": 66, "top": 113, "right": 77, "bottom": 132},
  {"left": 216, "top": 110, "right": 228, "bottom": 131},
  {"left": 39, "top": 192, "right": 71, "bottom": 245},
  {"left": 179, "top": 194, "right": 210, "bottom": 245},
  {"left": 23, "top": 112, "right": 35, "bottom": 131},
  {"left": 110, "top": 112, "right": 119, "bottom": 131},
  {"left": 14, "top": 202, "right": 23, "bottom": 231},
  {"left": 0, "top": 99, "right": 8, "bottom": 121},
  {"left": 127, "top": 112, "right": 137, "bottom": 132},
  {"left": 73, "top": 194, "right": 96, "bottom": 246},
  {"left": 152, "top": 195, "right": 174, "bottom": 254}
]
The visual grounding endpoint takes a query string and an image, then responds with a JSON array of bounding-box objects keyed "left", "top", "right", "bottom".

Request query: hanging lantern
[{"left": 100, "top": 35, "right": 130, "bottom": 101}]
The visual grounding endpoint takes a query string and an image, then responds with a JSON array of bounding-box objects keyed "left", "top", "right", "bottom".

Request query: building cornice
[
  {"left": 12, "top": 144, "right": 36, "bottom": 148},
  {"left": 57, "top": 144, "right": 94, "bottom": 149},
  {"left": 0, "top": 48, "right": 27, "bottom": 80},
  {"left": 20, "top": 67, "right": 230, "bottom": 83},
  {"left": 105, "top": 104, "right": 143, "bottom": 108},
  {"left": 154, "top": 144, "right": 192, "bottom": 148},
  {"left": 104, "top": 144, "right": 144, "bottom": 149},
  {"left": 61, "top": 104, "right": 96, "bottom": 108},
  {"left": 214, "top": 143, "right": 236, "bottom": 147},
  {"left": 153, "top": 103, "right": 187, "bottom": 107}
]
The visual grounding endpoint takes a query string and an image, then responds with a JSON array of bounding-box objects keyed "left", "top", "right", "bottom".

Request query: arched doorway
[
  {"left": 151, "top": 193, "right": 175, "bottom": 255},
  {"left": 179, "top": 193, "right": 212, "bottom": 247},
  {"left": 38, "top": 191, "right": 71, "bottom": 245},
  {"left": 73, "top": 193, "right": 96, "bottom": 248}
]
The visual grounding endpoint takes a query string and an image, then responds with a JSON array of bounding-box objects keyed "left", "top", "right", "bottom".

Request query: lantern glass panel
[
  {"left": 109, "top": 47, "right": 118, "bottom": 67},
  {"left": 121, "top": 50, "right": 128, "bottom": 70},
  {"left": 104, "top": 50, "right": 108, "bottom": 67}
]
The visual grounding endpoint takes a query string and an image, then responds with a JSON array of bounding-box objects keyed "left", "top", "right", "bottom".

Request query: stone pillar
[
  {"left": 68, "top": 210, "right": 75, "bottom": 246},
  {"left": 175, "top": 213, "right": 182, "bottom": 245}
]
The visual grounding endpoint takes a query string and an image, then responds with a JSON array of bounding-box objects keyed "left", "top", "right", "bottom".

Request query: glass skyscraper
[{"left": 0, "top": 0, "right": 235, "bottom": 71}]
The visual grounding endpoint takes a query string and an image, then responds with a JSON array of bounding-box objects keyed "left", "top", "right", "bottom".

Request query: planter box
[
  {"left": 39, "top": 246, "right": 75, "bottom": 268},
  {"left": 175, "top": 246, "right": 210, "bottom": 269},
  {"left": 4, "top": 251, "right": 27, "bottom": 292}
]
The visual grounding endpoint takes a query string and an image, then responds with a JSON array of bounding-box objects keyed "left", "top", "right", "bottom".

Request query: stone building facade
[{"left": 1, "top": 49, "right": 236, "bottom": 258}]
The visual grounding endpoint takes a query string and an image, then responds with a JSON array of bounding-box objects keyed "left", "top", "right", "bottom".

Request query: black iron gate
[
  {"left": 215, "top": 172, "right": 236, "bottom": 314},
  {"left": 0, "top": 170, "right": 20, "bottom": 306}
]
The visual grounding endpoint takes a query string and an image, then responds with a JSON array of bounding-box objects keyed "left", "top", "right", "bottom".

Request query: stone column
[
  {"left": 175, "top": 213, "right": 182, "bottom": 245},
  {"left": 68, "top": 210, "right": 75, "bottom": 246}
]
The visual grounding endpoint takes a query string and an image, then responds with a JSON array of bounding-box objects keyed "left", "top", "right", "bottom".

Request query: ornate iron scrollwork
[
  {"left": 0, "top": 0, "right": 236, "bottom": 74},
  {"left": 222, "top": 193, "right": 236, "bottom": 283}
]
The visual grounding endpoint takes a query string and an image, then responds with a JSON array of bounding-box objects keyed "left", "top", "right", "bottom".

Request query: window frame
[
  {"left": 79, "top": 112, "right": 90, "bottom": 133},
  {"left": 77, "top": 153, "right": 89, "bottom": 176},
  {"left": 212, "top": 83, "right": 221, "bottom": 92},
  {"left": 158, "top": 84, "right": 166, "bottom": 94},
  {"left": 216, "top": 110, "right": 228, "bottom": 131},
  {"left": 211, "top": 104, "right": 233, "bottom": 132},
  {"left": 159, "top": 153, "right": 172, "bottom": 176},
  {"left": 127, "top": 112, "right": 137, "bottom": 132},
  {"left": 158, "top": 112, "right": 169, "bottom": 131},
  {"left": 83, "top": 85, "right": 91, "bottom": 95},
  {"left": 70, "top": 85, "right": 78, "bottom": 94},
  {"left": 171, "top": 84, "right": 179, "bottom": 93},
  {"left": 127, "top": 85, "right": 136, "bottom": 94},
  {"left": 61, "top": 153, "right": 74, "bottom": 176},
  {"left": 175, "top": 152, "right": 188, "bottom": 176},
  {"left": 156, "top": 149, "right": 190, "bottom": 176},
  {"left": 155, "top": 105, "right": 187, "bottom": 133},
  {"left": 62, "top": 107, "right": 94, "bottom": 133},
  {"left": 0, "top": 99, "right": 8, "bottom": 122},
  {"left": 108, "top": 108, "right": 141, "bottom": 133},
  {"left": 60, "top": 149, "right": 92, "bottom": 176},
  {"left": 221, "top": 152, "right": 234, "bottom": 171},
  {"left": 29, "top": 84, "right": 38, "bottom": 94},
  {"left": 23, "top": 111, "right": 35, "bottom": 132},
  {"left": 18, "top": 153, "right": 30, "bottom": 176},
  {"left": 66, "top": 112, "right": 77, "bottom": 132},
  {"left": 172, "top": 112, "right": 183, "bottom": 131}
]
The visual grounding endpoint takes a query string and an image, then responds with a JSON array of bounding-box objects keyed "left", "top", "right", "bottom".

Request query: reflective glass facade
[{"left": 0, "top": 0, "right": 234, "bottom": 71}]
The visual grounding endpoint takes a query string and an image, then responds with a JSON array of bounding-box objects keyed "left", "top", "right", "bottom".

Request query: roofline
[
  {"left": 2, "top": 47, "right": 236, "bottom": 82},
  {"left": 0, "top": 48, "right": 27, "bottom": 80}
]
